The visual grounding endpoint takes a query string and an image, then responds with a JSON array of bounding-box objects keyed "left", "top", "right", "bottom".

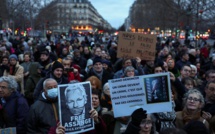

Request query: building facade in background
[{"left": 48, "top": 0, "right": 112, "bottom": 34}]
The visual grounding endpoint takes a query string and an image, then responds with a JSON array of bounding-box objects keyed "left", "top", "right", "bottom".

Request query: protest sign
[
  {"left": 117, "top": 31, "right": 157, "bottom": 60},
  {"left": 0, "top": 127, "right": 16, "bottom": 134},
  {"left": 108, "top": 73, "right": 172, "bottom": 117},
  {"left": 58, "top": 82, "right": 94, "bottom": 134}
]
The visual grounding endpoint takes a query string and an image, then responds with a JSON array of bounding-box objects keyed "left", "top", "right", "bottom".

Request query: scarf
[
  {"left": 92, "top": 68, "right": 103, "bottom": 80},
  {"left": 182, "top": 107, "right": 201, "bottom": 124}
]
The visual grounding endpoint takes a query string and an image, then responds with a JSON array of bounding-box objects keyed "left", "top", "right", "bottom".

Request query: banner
[
  {"left": 108, "top": 73, "right": 172, "bottom": 117},
  {"left": 117, "top": 31, "right": 157, "bottom": 60},
  {"left": 58, "top": 82, "right": 94, "bottom": 134}
]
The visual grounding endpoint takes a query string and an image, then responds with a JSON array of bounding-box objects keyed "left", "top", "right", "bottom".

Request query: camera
[{"left": 65, "top": 67, "right": 74, "bottom": 72}]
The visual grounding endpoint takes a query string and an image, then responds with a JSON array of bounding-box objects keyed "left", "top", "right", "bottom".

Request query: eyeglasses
[
  {"left": 187, "top": 97, "right": 201, "bottom": 102},
  {"left": 0, "top": 86, "right": 8, "bottom": 90},
  {"left": 141, "top": 120, "right": 152, "bottom": 125}
]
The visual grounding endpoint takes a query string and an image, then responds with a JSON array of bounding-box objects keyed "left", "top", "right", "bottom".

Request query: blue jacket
[{"left": 1, "top": 91, "right": 29, "bottom": 134}]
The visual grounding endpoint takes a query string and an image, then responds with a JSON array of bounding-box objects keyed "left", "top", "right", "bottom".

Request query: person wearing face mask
[{"left": 27, "top": 78, "right": 59, "bottom": 134}]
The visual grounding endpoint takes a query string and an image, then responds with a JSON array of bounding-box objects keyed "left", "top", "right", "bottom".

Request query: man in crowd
[
  {"left": 33, "top": 60, "right": 68, "bottom": 100},
  {"left": 177, "top": 64, "right": 191, "bottom": 81},
  {"left": 87, "top": 56, "right": 113, "bottom": 86},
  {"left": 27, "top": 78, "right": 58, "bottom": 133}
]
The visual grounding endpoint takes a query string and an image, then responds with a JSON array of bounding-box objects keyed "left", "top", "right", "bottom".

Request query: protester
[
  {"left": 0, "top": 76, "right": 29, "bottom": 134},
  {"left": 175, "top": 89, "right": 209, "bottom": 129},
  {"left": 3, "top": 54, "right": 24, "bottom": 94}
]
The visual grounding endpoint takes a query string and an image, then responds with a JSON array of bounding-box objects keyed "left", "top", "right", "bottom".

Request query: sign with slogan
[
  {"left": 108, "top": 73, "right": 172, "bottom": 118},
  {"left": 58, "top": 82, "right": 94, "bottom": 134},
  {"left": 117, "top": 31, "right": 157, "bottom": 60}
]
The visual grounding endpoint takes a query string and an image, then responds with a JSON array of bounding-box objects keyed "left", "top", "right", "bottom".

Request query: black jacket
[{"left": 27, "top": 94, "right": 58, "bottom": 134}]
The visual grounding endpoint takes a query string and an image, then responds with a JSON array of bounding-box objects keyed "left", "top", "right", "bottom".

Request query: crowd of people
[{"left": 0, "top": 34, "right": 215, "bottom": 134}]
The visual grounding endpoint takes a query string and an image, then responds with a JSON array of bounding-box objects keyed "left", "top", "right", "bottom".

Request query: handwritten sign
[
  {"left": 117, "top": 31, "right": 157, "bottom": 60},
  {"left": 108, "top": 73, "right": 172, "bottom": 117},
  {"left": 58, "top": 82, "right": 94, "bottom": 134}
]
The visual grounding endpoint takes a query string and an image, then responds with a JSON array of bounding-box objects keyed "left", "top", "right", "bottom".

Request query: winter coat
[
  {"left": 27, "top": 93, "right": 58, "bottom": 134},
  {"left": 0, "top": 91, "right": 29, "bottom": 134},
  {"left": 175, "top": 111, "right": 209, "bottom": 129},
  {"left": 3, "top": 62, "right": 24, "bottom": 95},
  {"left": 25, "top": 62, "right": 42, "bottom": 103},
  {"left": 87, "top": 68, "right": 113, "bottom": 86}
]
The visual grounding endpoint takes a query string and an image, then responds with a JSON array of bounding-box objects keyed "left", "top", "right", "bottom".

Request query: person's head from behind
[
  {"left": 43, "top": 78, "right": 58, "bottom": 100},
  {"left": 86, "top": 76, "right": 102, "bottom": 91},
  {"left": 65, "top": 84, "right": 87, "bottom": 115},
  {"left": 183, "top": 120, "right": 209, "bottom": 134},
  {"left": 0, "top": 77, "right": 18, "bottom": 98},
  {"left": 181, "top": 77, "right": 194, "bottom": 90},
  {"left": 183, "top": 89, "right": 204, "bottom": 111},
  {"left": 160, "top": 128, "right": 187, "bottom": 134},
  {"left": 204, "top": 80, "right": 215, "bottom": 102}
]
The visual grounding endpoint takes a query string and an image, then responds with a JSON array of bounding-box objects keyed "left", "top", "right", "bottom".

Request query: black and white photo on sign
[
  {"left": 144, "top": 75, "right": 170, "bottom": 104},
  {"left": 58, "top": 82, "right": 94, "bottom": 133}
]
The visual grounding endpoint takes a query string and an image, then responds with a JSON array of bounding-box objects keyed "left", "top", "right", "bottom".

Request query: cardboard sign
[
  {"left": 108, "top": 73, "right": 172, "bottom": 117},
  {"left": 117, "top": 31, "right": 157, "bottom": 60},
  {"left": 58, "top": 82, "right": 94, "bottom": 134}
]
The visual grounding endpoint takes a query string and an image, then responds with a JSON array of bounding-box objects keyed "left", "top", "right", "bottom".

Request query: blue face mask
[{"left": 47, "top": 88, "right": 58, "bottom": 99}]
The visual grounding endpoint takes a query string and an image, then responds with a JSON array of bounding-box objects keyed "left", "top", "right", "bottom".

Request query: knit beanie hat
[
  {"left": 9, "top": 54, "right": 18, "bottom": 61},
  {"left": 52, "top": 61, "right": 64, "bottom": 72},
  {"left": 93, "top": 57, "right": 102, "bottom": 65}
]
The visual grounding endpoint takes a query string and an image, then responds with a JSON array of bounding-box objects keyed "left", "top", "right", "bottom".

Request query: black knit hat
[
  {"left": 52, "top": 61, "right": 64, "bottom": 72},
  {"left": 93, "top": 56, "right": 103, "bottom": 65}
]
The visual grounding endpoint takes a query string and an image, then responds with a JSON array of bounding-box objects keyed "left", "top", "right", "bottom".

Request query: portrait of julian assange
[{"left": 58, "top": 82, "right": 93, "bottom": 131}]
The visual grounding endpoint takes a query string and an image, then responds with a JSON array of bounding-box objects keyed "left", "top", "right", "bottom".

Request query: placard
[
  {"left": 58, "top": 82, "right": 94, "bottom": 134},
  {"left": 108, "top": 73, "right": 172, "bottom": 117},
  {"left": 0, "top": 127, "right": 16, "bottom": 134},
  {"left": 117, "top": 31, "right": 157, "bottom": 60}
]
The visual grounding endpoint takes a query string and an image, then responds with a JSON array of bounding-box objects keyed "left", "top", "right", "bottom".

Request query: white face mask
[{"left": 47, "top": 88, "right": 58, "bottom": 99}]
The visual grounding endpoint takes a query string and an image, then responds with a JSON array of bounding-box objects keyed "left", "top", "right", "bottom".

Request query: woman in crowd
[
  {"left": 175, "top": 89, "right": 209, "bottom": 129},
  {"left": 181, "top": 77, "right": 194, "bottom": 91},
  {"left": 86, "top": 76, "right": 102, "bottom": 93}
]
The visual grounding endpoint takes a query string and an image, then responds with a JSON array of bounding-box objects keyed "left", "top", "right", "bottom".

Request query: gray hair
[
  {"left": 64, "top": 84, "right": 87, "bottom": 101},
  {"left": 124, "top": 66, "right": 135, "bottom": 76},
  {"left": 183, "top": 89, "right": 204, "bottom": 107},
  {"left": 103, "top": 82, "right": 109, "bottom": 91},
  {"left": 0, "top": 76, "right": 18, "bottom": 91},
  {"left": 43, "top": 78, "right": 57, "bottom": 89}
]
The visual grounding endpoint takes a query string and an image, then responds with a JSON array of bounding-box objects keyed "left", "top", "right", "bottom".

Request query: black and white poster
[{"left": 58, "top": 82, "right": 94, "bottom": 133}]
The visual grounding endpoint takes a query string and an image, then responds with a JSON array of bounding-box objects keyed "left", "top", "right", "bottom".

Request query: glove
[{"left": 131, "top": 108, "right": 147, "bottom": 127}]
